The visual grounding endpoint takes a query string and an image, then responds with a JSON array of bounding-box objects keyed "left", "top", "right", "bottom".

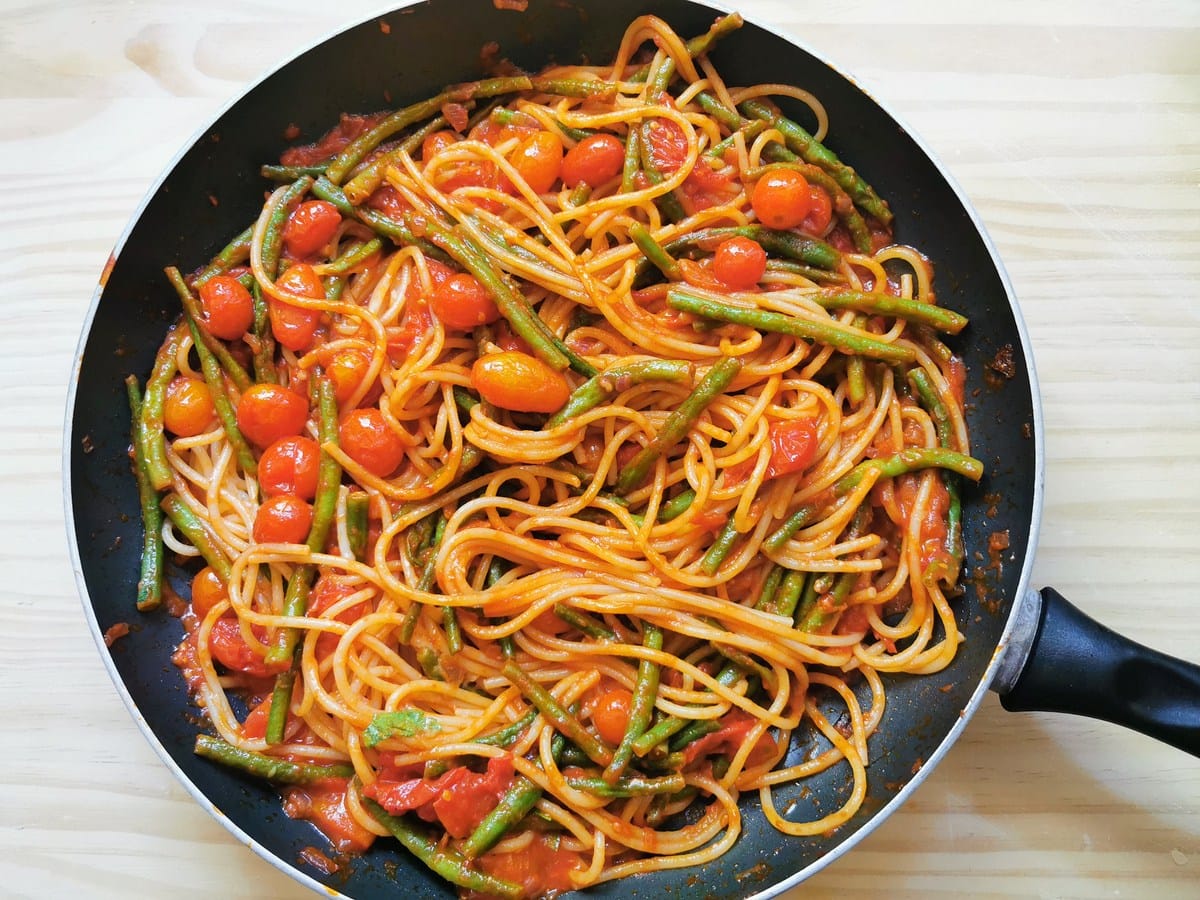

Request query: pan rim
[{"left": 63, "top": 1, "right": 1047, "bottom": 897}]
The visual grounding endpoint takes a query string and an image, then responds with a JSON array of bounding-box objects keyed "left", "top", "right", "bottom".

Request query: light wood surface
[{"left": 4, "top": 1, "right": 1199, "bottom": 897}]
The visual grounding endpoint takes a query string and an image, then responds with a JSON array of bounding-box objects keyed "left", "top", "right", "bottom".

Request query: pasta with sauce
[{"left": 125, "top": 11, "right": 981, "bottom": 898}]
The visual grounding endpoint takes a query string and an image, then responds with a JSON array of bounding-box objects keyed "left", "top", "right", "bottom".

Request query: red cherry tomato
[
  {"left": 471, "top": 351, "right": 570, "bottom": 414},
  {"left": 339, "top": 408, "right": 406, "bottom": 478},
  {"left": 429, "top": 273, "right": 501, "bottom": 330},
  {"left": 590, "top": 687, "right": 633, "bottom": 745},
  {"left": 421, "top": 129, "right": 458, "bottom": 161},
  {"left": 198, "top": 275, "right": 254, "bottom": 340},
  {"left": 561, "top": 134, "right": 625, "bottom": 188},
  {"left": 270, "top": 263, "right": 325, "bottom": 352},
  {"left": 800, "top": 186, "right": 834, "bottom": 235},
  {"left": 751, "top": 169, "right": 813, "bottom": 230},
  {"left": 253, "top": 494, "right": 314, "bottom": 544},
  {"left": 236, "top": 383, "right": 308, "bottom": 448},
  {"left": 712, "top": 236, "right": 767, "bottom": 290},
  {"left": 282, "top": 200, "right": 342, "bottom": 258},
  {"left": 325, "top": 347, "right": 381, "bottom": 406},
  {"left": 163, "top": 376, "right": 217, "bottom": 437},
  {"left": 507, "top": 131, "right": 563, "bottom": 194},
  {"left": 207, "top": 616, "right": 288, "bottom": 677},
  {"left": 257, "top": 436, "right": 321, "bottom": 499},
  {"left": 765, "top": 418, "right": 820, "bottom": 478},
  {"left": 190, "top": 566, "right": 228, "bottom": 620}
]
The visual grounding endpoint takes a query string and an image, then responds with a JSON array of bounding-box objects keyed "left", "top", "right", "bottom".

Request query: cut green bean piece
[
  {"left": 249, "top": 282, "right": 277, "bottom": 384},
  {"left": 460, "top": 774, "right": 542, "bottom": 859},
  {"left": 700, "top": 517, "right": 739, "bottom": 575},
  {"left": 140, "top": 322, "right": 184, "bottom": 491},
  {"left": 815, "top": 289, "right": 968, "bottom": 335},
  {"left": 262, "top": 177, "right": 313, "bottom": 279},
  {"left": 503, "top": 660, "right": 613, "bottom": 766},
  {"left": 763, "top": 504, "right": 820, "bottom": 553},
  {"left": 264, "top": 665, "right": 295, "bottom": 746},
  {"left": 604, "top": 623, "right": 663, "bottom": 781},
  {"left": 184, "top": 316, "right": 258, "bottom": 475},
  {"left": 161, "top": 493, "right": 230, "bottom": 582},
  {"left": 833, "top": 447, "right": 984, "bottom": 496},
  {"left": 125, "top": 377, "right": 162, "bottom": 611},
  {"left": 629, "top": 222, "right": 682, "bottom": 281},
  {"left": 195, "top": 734, "right": 352, "bottom": 783},
  {"left": 192, "top": 225, "right": 254, "bottom": 289},
  {"left": 546, "top": 358, "right": 692, "bottom": 428},
  {"left": 657, "top": 488, "right": 696, "bottom": 522},
  {"left": 568, "top": 772, "right": 686, "bottom": 799},
  {"left": 346, "top": 491, "right": 370, "bottom": 562}
]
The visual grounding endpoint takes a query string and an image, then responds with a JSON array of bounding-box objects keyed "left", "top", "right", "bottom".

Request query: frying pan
[{"left": 64, "top": 1, "right": 1200, "bottom": 897}]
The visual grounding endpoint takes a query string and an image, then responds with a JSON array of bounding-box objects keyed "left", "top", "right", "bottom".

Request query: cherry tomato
[
  {"left": 236, "top": 383, "right": 308, "bottom": 448},
  {"left": 282, "top": 200, "right": 342, "bottom": 258},
  {"left": 163, "top": 376, "right": 217, "bottom": 437},
  {"left": 326, "top": 347, "right": 381, "bottom": 406},
  {"left": 590, "top": 687, "right": 633, "bottom": 746},
  {"left": 508, "top": 131, "right": 563, "bottom": 194},
  {"left": 198, "top": 275, "right": 254, "bottom": 340},
  {"left": 207, "top": 616, "right": 288, "bottom": 677},
  {"left": 712, "top": 236, "right": 767, "bottom": 290},
  {"left": 257, "top": 436, "right": 321, "bottom": 499},
  {"left": 644, "top": 118, "right": 688, "bottom": 174},
  {"left": 339, "top": 408, "right": 406, "bottom": 478},
  {"left": 471, "top": 351, "right": 570, "bottom": 414},
  {"left": 765, "top": 417, "right": 820, "bottom": 478},
  {"left": 270, "top": 263, "right": 325, "bottom": 352},
  {"left": 190, "top": 566, "right": 227, "bottom": 620},
  {"left": 800, "top": 185, "right": 834, "bottom": 235},
  {"left": 429, "top": 273, "right": 501, "bottom": 330},
  {"left": 751, "top": 169, "right": 813, "bottom": 230},
  {"left": 561, "top": 134, "right": 625, "bottom": 188},
  {"left": 253, "top": 494, "right": 314, "bottom": 544},
  {"left": 421, "top": 129, "right": 458, "bottom": 161}
]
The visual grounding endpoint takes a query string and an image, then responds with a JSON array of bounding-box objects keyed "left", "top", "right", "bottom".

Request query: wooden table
[{"left": 4, "top": 1, "right": 1198, "bottom": 897}]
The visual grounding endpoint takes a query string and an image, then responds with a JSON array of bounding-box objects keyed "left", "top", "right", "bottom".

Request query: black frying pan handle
[{"left": 998, "top": 587, "right": 1200, "bottom": 757}]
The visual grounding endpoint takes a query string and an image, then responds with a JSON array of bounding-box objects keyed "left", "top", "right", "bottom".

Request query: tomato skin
[
  {"left": 190, "top": 566, "right": 228, "bottom": 620},
  {"left": 163, "top": 376, "right": 217, "bottom": 437},
  {"left": 471, "top": 351, "right": 570, "bottom": 414},
  {"left": 270, "top": 264, "right": 325, "bottom": 351},
  {"left": 365, "top": 755, "right": 515, "bottom": 839},
  {"left": 421, "top": 129, "right": 458, "bottom": 161},
  {"left": 590, "top": 687, "right": 634, "bottom": 745},
  {"left": 712, "top": 236, "right": 767, "bottom": 290},
  {"left": 561, "top": 133, "right": 625, "bottom": 188},
  {"left": 508, "top": 131, "right": 563, "bottom": 194},
  {"left": 325, "top": 347, "right": 381, "bottom": 406},
  {"left": 339, "top": 408, "right": 406, "bottom": 478},
  {"left": 253, "top": 494, "right": 314, "bottom": 544},
  {"left": 207, "top": 616, "right": 289, "bottom": 677},
  {"left": 751, "top": 169, "right": 813, "bottom": 230},
  {"left": 645, "top": 118, "right": 688, "bottom": 174},
  {"left": 198, "top": 276, "right": 255, "bottom": 340},
  {"left": 800, "top": 186, "right": 834, "bottom": 235},
  {"left": 257, "top": 436, "right": 321, "bottom": 499},
  {"left": 236, "top": 383, "right": 308, "bottom": 448},
  {"left": 282, "top": 200, "right": 342, "bottom": 258},
  {"left": 240, "top": 696, "right": 272, "bottom": 740},
  {"left": 429, "top": 273, "right": 501, "bottom": 330},
  {"left": 681, "top": 709, "right": 776, "bottom": 767},
  {"left": 765, "top": 417, "right": 820, "bottom": 478}
]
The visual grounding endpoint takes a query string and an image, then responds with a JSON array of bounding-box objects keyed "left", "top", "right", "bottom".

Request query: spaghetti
[{"left": 127, "top": 12, "right": 982, "bottom": 898}]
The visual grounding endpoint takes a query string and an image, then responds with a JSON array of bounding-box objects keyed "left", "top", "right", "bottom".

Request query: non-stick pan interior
[{"left": 68, "top": 1, "right": 1040, "bottom": 896}]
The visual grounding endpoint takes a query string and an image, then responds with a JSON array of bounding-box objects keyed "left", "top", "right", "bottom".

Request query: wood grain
[{"left": 3, "top": 1, "right": 1198, "bottom": 897}]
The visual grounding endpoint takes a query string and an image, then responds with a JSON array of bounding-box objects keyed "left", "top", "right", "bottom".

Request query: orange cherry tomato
[
  {"left": 163, "top": 376, "right": 217, "bottom": 437},
  {"left": 429, "top": 273, "right": 501, "bottom": 330},
  {"left": 751, "top": 169, "right": 813, "bottom": 230},
  {"left": 561, "top": 134, "right": 625, "bottom": 188},
  {"left": 712, "top": 236, "right": 767, "bottom": 290},
  {"left": 508, "top": 131, "right": 563, "bottom": 194},
  {"left": 236, "top": 383, "right": 308, "bottom": 448},
  {"left": 421, "top": 129, "right": 458, "bottom": 161},
  {"left": 198, "top": 275, "right": 254, "bottom": 340},
  {"left": 800, "top": 185, "right": 834, "bottom": 235},
  {"left": 591, "top": 688, "right": 634, "bottom": 745},
  {"left": 326, "top": 347, "right": 381, "bottom": 406},
  {"left": 282, "top": 200, "right": 342, "bottom": 258},
  {"left": 257, "top": 436, "right": 321, "bottom": 499},
  {"left": 190, "top": 566, "right": 228, "bottom": 620},
  {"left": 253, "top": 494, "right": 314, "bottom": 544},
  {"left": 339, "top": 408, "right": 406, "bottom": 478},
  {"left": 269, "top": 263, "right": 325, "bottom": 352},
  {"left": 471, "top": 351, "right": 570, "bottom": 414}
]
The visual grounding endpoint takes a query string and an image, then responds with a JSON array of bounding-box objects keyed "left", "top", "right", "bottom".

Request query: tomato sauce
[
  {"left": 280, "top": 112, "right": 388, "bottom": 167},
  {"left": 283, "top": 779, "right": 376, "bottom": 854},
  {"left": 472, "top": 836, "right": 588, "bottom": 899}
]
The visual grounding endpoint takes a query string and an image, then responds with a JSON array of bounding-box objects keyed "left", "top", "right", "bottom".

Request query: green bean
[
  {"left": 139, "top": 322, "right": 184, "bottom": 491},
  {"left": 192, "top": 225, "right": 254, "bottom": 289},
  {"left": 740, "top": 99, "right": 892, "bottom": 225},
  {"left": 762, "top": 504, "right": 820, "bottom": 553},
  {"left": 657, "top": 487, "right": 696, "bottom": 522},
  {"left": 796, "top": 571, "right": 857, "bottom": 633},
  {"left": 629, "top": 222, "right": 682, "bottom": 281},
  {"left": 546, "top": 358, "right": 692, "bottom": 428},
  {"left": 363, "top": 798, "right": 522, "bottom": 899},
  {"left": 667, "top": 718, "right": 720, "bottom": 752},
  {"left": 443, "top": 606, "right": 462, "bottom": 654},
  {"left": 646, "top": 56, "right": 676, "bottom": 98},
  {"left": 553, "top": 604, "right": 615, "bottom": 641},
  {"left": 771, "top": 569, "right": 809, "bottom": 619},
  {"left": 266, "top": 374, "right": 342, "bottom": 664},
  {"left": 401, "top": 511, "right": 447, "bottom": 644},
  {"left": 195, "top": 734, "right": 352, "bottom": 783},
  {"left": 568, "top": 772, "right": 686, "bottom": 799},
  {"left": 167, "top": 267, "right": 253, "bottom": 393},
  {"left": 630, "top": 662, "right": 742, "bottom": 756},
  {"left": 474, "top": 708, "right": 537, "bottom": 748},
  {"left": 417, "top": 647, "right": 443, "bottom": 680},
  {"left": 262, "top": 177, "right": 313, "bottom": 278},
  {"left": 846, "top": 315, "right": 869, "bottom": 406},
  {"left": 700, "top": 517, "right": 739, "bottom": 576},
  {"left": 909, "top": 368, "right": 964, "bottom": 564},
  {"left": 615, "top": 356, "right": 741, "bottom": 494},
  {"left": 604, "top": 623, "right": 663, "bottom": 781},
  {"left": 762, "top": 259, "right": 847, "bottom": 286},
  {"left": 160, "top": 493, "right": 230, "bottom": 581},
  {"left": 503, "top": 660, "right": 613, "bottom": 766},
  {"left": 182, "top": 316, "right": 258, "bottom": 477},
  {"left": 814, "top": 289, "right": 968, "bottom": 335},
  {"left": 705, "top": 119, "right": 767, "bottom": 160},
  {"left": 260, "top": 164, "right": 326, "bottom": 182},
  {"left": 650, "top": 225, "right": 841, "bottom": 275},
  {"left": 346, "top": 491, "right": 370, "bottom": 562},
  {"left": 530, "top": 76, "right": 618, "bottom": 101},
  {"left": 460, "top": 774, "right": 542, "bottom": 859},
  {"left": 692, "top": 91, "right": 742, "bottom": 131},
  {"left": 310, "top": 177, "right": 441, "bottom": 260},
  {"left": 629, "top": 13, "right": 744, "bottom": 83},
  {"left": 325, "top": 76, "right": 534, "bottom": 184},
  {"left": 125, "top": 377, "right": 162, "bottom": 611},
  {"left": 667, "top": 288, "right": 914, "bottom": 364},
  {"left": 341, "top": 114, "right": 452, "bottom": 205},
  {"left": 621, "top": 125, "right": 641, "bottom": 193},
  {"left": 248, "top": 282, "right": 277, "bottom": 384},
  {"left": 638, "top": 121, "right": 688, "bottom": 223},
  {"left": 833, "top": 447, "right": 984, "bottom": 496},
  {"left": 264, "top": 666, "right": 295, "bottom": 745},
  {"left": 754, "top": 563, "right": 784, "bottom": 613},
  {"left": 322, "top": 237, "right": 383, "bottom": 275}
]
